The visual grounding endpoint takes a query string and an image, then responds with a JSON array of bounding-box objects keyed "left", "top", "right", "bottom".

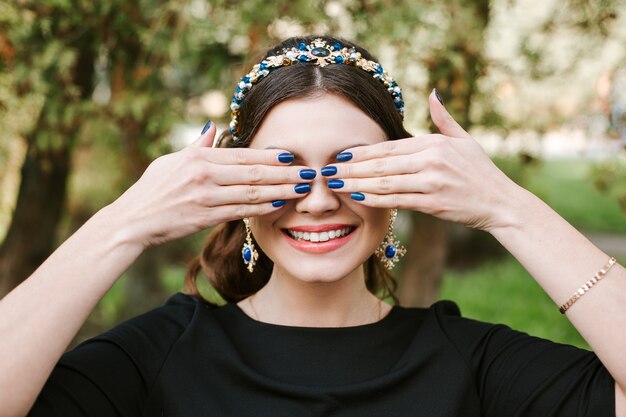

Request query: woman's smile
[{"left": 282, "top": 224, "right": 357, "bottom": 253}]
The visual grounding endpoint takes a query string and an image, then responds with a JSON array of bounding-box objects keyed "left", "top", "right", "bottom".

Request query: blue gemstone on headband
[
  {"left": 311, "top": 47, "right": 330, "bottom": 57},
  {"left": 259, "top": 62, "right": 268, "bottom": 70},
  {"left": 298, "top": 42, "right": 307, "bottom": 51},
  {"left": 242, "top": 76, "right": 250, "bottom": 83},
  {"left": 298, "top": 54, "right": 308, "bottom": 62},
  {"left": 335, "top": 55, "right": 344, "bottom": 64},
  {"left": 385, "top": 245, "right": 397, "bottom": 259},
  {"left": 333, "top": 42, "right": 342, "bottom": 50},
  {"left": 376, "top": 66, "right": 383, "bottom": 74},
  {"left": 236, "top": 86, "right": 242, "bottom": 93},
  {"left": 395, "top": 101, "right": 403, "bottom": 109}
]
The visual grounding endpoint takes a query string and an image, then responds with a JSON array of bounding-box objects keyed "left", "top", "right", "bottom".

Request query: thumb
[
  {"left": 429, "top": 89, "right": 471, "bottom": 139},
  {"left": 190, "top": 119, "right": 217, "bottom": 148}
]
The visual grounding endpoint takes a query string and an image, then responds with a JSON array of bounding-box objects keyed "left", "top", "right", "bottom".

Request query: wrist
[
  {"left": 89, "top": 203, "right": 148, "bottom": 256},
  {"left": 484, "top": 184, "right": 544, "bottom": 236}
]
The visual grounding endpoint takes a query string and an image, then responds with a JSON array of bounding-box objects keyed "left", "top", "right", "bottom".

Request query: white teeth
[{"left": 287, "top": 227, "right": 354, "bottom": 242}]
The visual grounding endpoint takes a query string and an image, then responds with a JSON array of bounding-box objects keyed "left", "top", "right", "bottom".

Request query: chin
[{"left": 274, "top": 259, "right": 364, "bottom": 284}]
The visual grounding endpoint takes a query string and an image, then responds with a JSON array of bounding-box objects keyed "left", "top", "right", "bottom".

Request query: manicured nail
[
  {"left": 327, "top": 179, "right": 344, "bottom": 189},
  {"left": 294, "top": 183, "right": 311, "bottom": 194},
  {"left": 299, "top": 169, "right": 317, "bottom": 180},
  {"left": 336, "top": 152, "right": 353, "bottom": 162},
  {"left": 278, "top": 152, "right": 294, "bottom": 163},
  {"left": 272, "top": 200, "right": 286, "bottom": 207},
  {"left": 321, "top": 165, "right": 337, "bottom": 176},
  {"left": 201, "top": 119, "right": 212, "bottom": 134},
  {"left": 434, "top": 88, "right": 444, "bottom": 106},
  {"left": 350, "top": 192, "right": 365, "bottom": 201}
]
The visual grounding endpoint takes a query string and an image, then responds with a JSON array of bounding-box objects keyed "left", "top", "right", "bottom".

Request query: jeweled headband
[{"left": 227, "top": 38, "right": 405, "bottom": 143}]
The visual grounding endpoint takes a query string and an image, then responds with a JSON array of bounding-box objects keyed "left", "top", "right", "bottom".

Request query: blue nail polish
[
  {"left": 321, "top": 165, "right": 338, "bottom": 176},
  {"left": 351, "top": 192, "right": 365, "bottom": 201},
  {"left": 434, "top": 88, "right": 444, "bottom": 106},
  {"left": 294, "top": 183, "right": 311, "bottom": 194},
  {"left": 336, "top": 152, "right": 353, "bottom": 162},
  {"left": 201, "top": 120, "right": 212, "bottom": 134},
  {"left": 299, "top": 169, "right": 317, "bottom": 179},
  {"left": 327, "top": 179, "right": 344, "bottom": 189},
  {"left": 272, "top": 200, "right": 286, "bottom": 207},
  {"left": 278, "top": 153, "right": 294, "bottom": 163}
]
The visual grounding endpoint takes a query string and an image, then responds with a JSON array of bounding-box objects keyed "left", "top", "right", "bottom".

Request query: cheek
[
  {"left": 357, "top": 206, "right": 390, "bottom": 245},
  {"left": 248, "top": 213, "right": 282, "bottom": 254}
]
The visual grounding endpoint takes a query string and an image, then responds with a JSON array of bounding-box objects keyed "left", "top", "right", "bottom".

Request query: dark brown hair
[{"left": 185, "top": 35, "right": 411, "bottom": 305}]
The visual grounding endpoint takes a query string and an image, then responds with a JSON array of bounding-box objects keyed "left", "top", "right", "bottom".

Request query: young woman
[{"left": 1, "top": 35, "right": 624, "bottom": 417}]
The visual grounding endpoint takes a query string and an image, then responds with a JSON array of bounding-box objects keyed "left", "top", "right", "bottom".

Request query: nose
[{"left": 294, "top": 174, "right": 341, "bottom": 215}]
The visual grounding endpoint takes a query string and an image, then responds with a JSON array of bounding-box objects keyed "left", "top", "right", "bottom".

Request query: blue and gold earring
[
  {"left": 376, "top": 209, "right": 406, "bottom": 270},
  {"left": 242, "top": 218, "right": 259, "bottom": 273}
]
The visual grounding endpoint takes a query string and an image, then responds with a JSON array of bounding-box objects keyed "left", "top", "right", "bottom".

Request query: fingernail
[
  {"left": 272, "top": 200, "right": 286, "bottom": 207},
  {"left": 434, "top": 88, "right": 444, "bottom": 106},
  {"left": 278, "top": 152, "right": 294, "bottom": 163},
  {"left": 327, "top": 179, "right": 344, "bottom": 189},
  {"left": 299, "top": 169, "right": 317, "bottom": 179},
  {"left": 294, "top": 183, "right": 311, "bottom": 194},
  {"left": 350, "top": 192, "right": 365, "bottom": 201},
  {"left": 201, "top": 119, "right": 212, "bottom": 134},
  {"left": 336, "top": 152, "right": 353, "bottom": 162},
  {"left": 321, "top": 165, "right": 337, "bottom": 176}
]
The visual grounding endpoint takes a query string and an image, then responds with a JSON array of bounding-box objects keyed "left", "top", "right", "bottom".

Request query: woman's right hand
[{"left": 107, "top": 122, "right": 312, "bottom": 249}]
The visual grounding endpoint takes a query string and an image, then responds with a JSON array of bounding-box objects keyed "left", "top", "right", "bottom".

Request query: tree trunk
[
  {"left": 397, "top": 0, "right": 490, "bottom": 307},
  {"left": 0, "top": 26, "right": 96, "bottom": 298},
  {"left": 0, "top": 141, "right": 70, "bottom": 297},
  {"left": 398, "top": 214, "right": 450, "bottom": 307}
]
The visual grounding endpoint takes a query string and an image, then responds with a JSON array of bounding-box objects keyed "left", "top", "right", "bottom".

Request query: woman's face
[{"left": 248, "top": 93, "right": 389, "bottom": 284}]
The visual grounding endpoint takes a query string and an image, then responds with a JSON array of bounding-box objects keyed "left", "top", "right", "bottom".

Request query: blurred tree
[
  {"left": 399, "top": 0, "right": 491, "bottom": 307},
  {"left": 0, "top": 2, "right": 98, "bottom": 297}
]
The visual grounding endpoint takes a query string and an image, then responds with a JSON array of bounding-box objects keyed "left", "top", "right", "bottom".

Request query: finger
[
  {"left": 324, "top": 154, "right": 428, "bottom": 179},
  {"left": 208, "top": 202, "right": 285, "bottom": 224},
  {"left": 327, "top": 174, "right": 433, "bottom": 194},
  {"left": 338, "top": 135, "right": 438, "bottom": 163},
  {"left": 429, "top": 89, "right": 471, "bottom": 139},
  {"left": 212, "top": 164, "right": 316, "bottom": 186},
  {"left": 195, "top": 147, "right": 297, "bottom": 166},
  {"left": 345, "top": 192, "right": 438, "bottom": 213},
  {"left": 207, "top": 183, "right": 311, "bottom": 206},
  {"left": 190, "top": 120, "right": 217, "bottom": 148}
]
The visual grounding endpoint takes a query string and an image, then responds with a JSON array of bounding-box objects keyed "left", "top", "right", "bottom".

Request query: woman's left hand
[{"left": 326, "top": 89, "right": 523, "bottom": 232}]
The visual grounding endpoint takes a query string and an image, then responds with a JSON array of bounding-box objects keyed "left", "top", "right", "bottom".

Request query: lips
[{"left": 281, "top": 224, "right": 357, "bottom": 253}]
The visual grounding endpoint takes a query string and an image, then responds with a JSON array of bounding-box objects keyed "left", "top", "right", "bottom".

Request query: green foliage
[
  {"left": 526, "top": 159, "right": 626, "bottom": 233},
  {"left": 590, "top": 157, "right": 626, "bottom": 214}
]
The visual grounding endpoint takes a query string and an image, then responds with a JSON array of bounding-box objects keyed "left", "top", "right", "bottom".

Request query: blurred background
[{"left": 1, "top": 0, "right": 625, "bottom": 349}]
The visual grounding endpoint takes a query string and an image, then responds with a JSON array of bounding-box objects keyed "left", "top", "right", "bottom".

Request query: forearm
[
  {"left": 0, "top": 204, "right": 144, "bottom": 417},
  {"left": 488, "top": 185, "right": 626, "bottom": 389}
]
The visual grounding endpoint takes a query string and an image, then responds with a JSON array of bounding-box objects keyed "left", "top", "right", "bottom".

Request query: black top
[{"left": 30, "top": 293, "right": 614, "bottom": 416}]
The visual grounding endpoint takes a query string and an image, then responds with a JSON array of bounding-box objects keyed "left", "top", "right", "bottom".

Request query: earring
[
  {"left": 242, "top": 218, "right": 259, "bottom": 273},
  {"left": 375, "top": 209, "right": 406, "bottom": 270}
]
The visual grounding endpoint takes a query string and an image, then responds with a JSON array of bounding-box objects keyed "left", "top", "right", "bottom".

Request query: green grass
[{"left": 523, "top": 159, "right": 626, "bottom": 234}]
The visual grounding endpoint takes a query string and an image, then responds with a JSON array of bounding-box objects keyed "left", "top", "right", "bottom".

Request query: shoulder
[
  {"left": 91, "top": 292, "right": 209, "bottom": 347},
  {"left": 68, "top": 293, "right": 214, "bottom": 381}
]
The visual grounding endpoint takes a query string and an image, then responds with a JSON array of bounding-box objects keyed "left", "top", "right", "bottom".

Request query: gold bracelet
[{"left": 559, "top": 257, "right": 617, "bottom": 314}]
